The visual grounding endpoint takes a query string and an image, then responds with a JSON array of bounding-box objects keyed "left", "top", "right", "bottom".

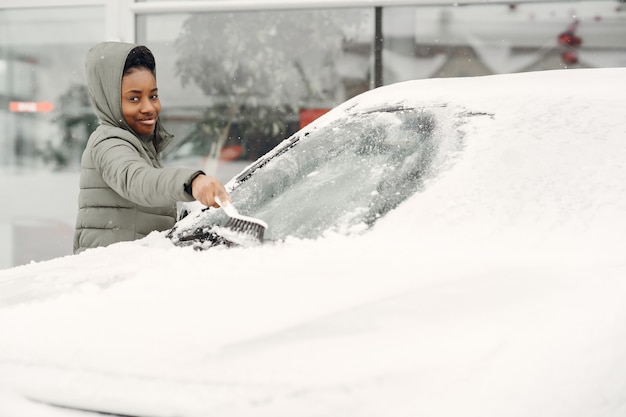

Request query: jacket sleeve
[{"left": 91, "top": 135, "right": 202, "bottom": 207}]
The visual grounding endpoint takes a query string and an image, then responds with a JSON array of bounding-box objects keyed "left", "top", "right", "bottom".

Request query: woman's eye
[{"left": 151, "top": 94, "right": 159, "bottom": 100}]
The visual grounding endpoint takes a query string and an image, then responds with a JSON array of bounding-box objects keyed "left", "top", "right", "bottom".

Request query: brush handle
[
  {"left": 215, "top": 196, "right": 268, "bottom": 229},
  {"left": 215, "top": 196, "right": 239, "bottom": 217}
]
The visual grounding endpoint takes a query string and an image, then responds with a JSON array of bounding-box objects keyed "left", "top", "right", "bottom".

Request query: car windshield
[{"left": 172, "top": 105, "right": 463, "bottom": 245}]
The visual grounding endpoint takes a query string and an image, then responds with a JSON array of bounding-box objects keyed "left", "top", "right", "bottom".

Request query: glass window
[
  {"left": 0, "top": 6, "right": 104, "bottom": 170},
  {"left": 226, "top": 107, "right": 444, "bottom": 242},
  {"left": 139, "top": 1, "right": 624, "bottom": 184},
  {"left": 137, "top": 8, "right": 374, "bottom": 181},
  {"left": 382, "top": 2, "right": 626, "bottom": 84},
  {"left": 168, "top": 102, "right": 464, "bottom": 247}
]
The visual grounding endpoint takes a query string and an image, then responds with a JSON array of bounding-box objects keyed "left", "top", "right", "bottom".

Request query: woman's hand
[{"left": 191, "top": 174, "right": 231, "bottom": 208}]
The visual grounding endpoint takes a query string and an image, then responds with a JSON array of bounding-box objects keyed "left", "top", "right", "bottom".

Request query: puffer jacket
[{"left": 74, "top": 42, "right": 201, "bottom": 253}]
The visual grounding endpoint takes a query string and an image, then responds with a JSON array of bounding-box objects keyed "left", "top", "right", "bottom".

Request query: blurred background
[{"left": 1, "top": 0, "right": 625, "bottom": 268}]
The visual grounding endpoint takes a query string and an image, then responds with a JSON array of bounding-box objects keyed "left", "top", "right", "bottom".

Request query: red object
[
  {"left": 561, "top": 51, "right": 578, "bottom": 65},
  {"left": 558, "top": 32, "right": 582, "bottom": 47},
  {"left": 557, "top": 20, "right": 582, "bottom": 65},
  {"left": 219, "top": 145, "right": 243, "bottom": 161},
  {"left": 9, "top": 101, "right": 54, "bottom": 113},
  {"left": 299, "top": 108, "right": 330, "bottom": 129}
]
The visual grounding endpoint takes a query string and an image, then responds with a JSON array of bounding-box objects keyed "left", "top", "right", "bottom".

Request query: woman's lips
[{"left": 138, "top": 118, "right": 156, "bottom": 126}]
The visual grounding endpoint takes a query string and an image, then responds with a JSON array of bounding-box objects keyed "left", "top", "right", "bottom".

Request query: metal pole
[{"left": 374, "top": 6, "right": 383, "bottom": 88}]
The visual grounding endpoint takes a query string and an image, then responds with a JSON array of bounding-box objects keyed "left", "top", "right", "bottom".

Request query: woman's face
[{"left": 121, "top": 67, "right": 161, "bottom": 136}]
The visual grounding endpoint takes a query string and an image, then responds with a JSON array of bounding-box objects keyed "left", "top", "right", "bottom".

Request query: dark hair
[{"left": 123, "top": 45, "right": 156, "bottom": 74}]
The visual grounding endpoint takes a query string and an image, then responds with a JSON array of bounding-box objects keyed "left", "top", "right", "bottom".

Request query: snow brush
[{"left": 214, "top": 197, "right": 267, "bottom": 246}]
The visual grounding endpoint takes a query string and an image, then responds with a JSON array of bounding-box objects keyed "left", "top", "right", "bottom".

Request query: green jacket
[{"left": 74, "top": 42, "right": 201, "bottom": 254}]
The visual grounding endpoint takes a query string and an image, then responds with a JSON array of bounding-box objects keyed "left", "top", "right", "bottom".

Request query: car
[{"left": 0, "top": 67, "right": 625, "bottom": 417}]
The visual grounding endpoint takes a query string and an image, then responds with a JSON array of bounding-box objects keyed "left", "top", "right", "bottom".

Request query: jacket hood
[
  {"left": 85, "top": 41, "right": 172, "bottom": 146},
  {"left": 85, "top": 42, "right": 135, "bottom": 131}
]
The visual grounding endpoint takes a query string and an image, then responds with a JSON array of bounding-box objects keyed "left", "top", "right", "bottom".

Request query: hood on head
[
  {"left": 85, "top": 41, "right": 137, "bottom": 131},
  {"left": 85, "top": 41, "right": 172, "bottom": 147}
]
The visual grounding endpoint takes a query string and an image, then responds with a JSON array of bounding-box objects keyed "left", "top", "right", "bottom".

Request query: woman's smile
[{"left": 121, "top": 67, "right": 161, "bottom": 136}]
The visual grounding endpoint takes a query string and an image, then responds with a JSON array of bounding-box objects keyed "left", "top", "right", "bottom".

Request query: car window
[{"left": 174, "top": 106, "right": 459, "bottom": 245}]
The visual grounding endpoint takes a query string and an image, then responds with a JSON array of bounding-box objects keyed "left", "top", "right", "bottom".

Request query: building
[{"left": 1, "top": 0, "right": 625, "bottom": 171}]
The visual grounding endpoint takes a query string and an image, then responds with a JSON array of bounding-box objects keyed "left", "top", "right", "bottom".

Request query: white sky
[{"left": 0, "top": 67, "right": 625, "bottom": 416}]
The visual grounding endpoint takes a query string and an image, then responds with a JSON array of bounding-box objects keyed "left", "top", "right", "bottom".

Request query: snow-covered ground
[{"left": 0, "top": 68, "right": 625, "bottom": 416}]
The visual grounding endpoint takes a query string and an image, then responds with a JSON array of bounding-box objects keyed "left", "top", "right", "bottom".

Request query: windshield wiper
[{"left": 233, "top": 133, "right": 304, "bottom": 184}]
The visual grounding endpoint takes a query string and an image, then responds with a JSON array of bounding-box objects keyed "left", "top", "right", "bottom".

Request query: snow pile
[{"left": 0, "top": 68, "right": 625, "bottom": 417}]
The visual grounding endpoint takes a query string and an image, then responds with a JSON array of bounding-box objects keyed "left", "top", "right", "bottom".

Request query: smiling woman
[
  {"left": 74, "top": 42, "right": 231, "bottom": 254},
  {"left": 120, "top": 46, "right": 161, "bottom": 137},
  {"left": 121, "top": 67, "right": 160, "bottom": 137}
]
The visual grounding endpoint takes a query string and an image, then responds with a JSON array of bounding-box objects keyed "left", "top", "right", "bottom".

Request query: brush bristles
[{"left": 225, "top": 218, "right": 266, "bottom": 240}]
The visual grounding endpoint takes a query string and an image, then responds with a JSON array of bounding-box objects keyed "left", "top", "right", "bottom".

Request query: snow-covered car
[{"left": 1, "top": 68, "right": 626, "bottom": 417}]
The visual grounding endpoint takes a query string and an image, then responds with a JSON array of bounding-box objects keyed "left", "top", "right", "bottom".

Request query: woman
[{"left": 74, "top": 41, "right": 230, "bottom": 253}]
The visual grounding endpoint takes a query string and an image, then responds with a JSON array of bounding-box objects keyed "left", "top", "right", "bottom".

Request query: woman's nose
[{"left": 139, "top": 98, "right": 156, "bottom": 113}]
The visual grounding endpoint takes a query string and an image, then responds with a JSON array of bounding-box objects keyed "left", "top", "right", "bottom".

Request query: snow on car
[{"left": 0, "top": 68, "right": 625, "bottom": 417}]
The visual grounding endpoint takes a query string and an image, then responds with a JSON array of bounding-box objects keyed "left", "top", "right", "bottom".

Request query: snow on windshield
[{"left": 172, "top": 106, "right": 469, "bottom": 245}]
